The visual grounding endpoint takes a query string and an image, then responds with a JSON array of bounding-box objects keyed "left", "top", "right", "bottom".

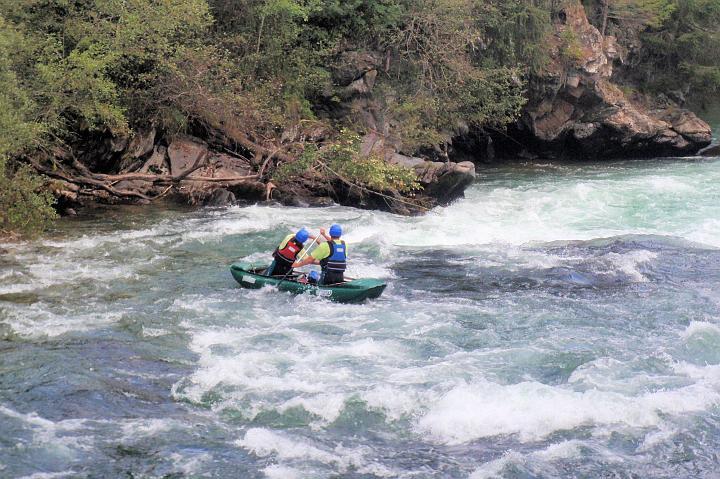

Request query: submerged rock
[
  {"left": 203, "top": 188, "right": 236, "bottom": 207},
  {"left": 127, "top": 127, "right": 156, "bottom": 160},
  {"left": 699, "top": 144, "right": 720, "bottom": 157}
]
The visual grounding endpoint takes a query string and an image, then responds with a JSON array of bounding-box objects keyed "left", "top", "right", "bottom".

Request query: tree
[{"left": 582, "top": 0, "right": 719, "bottom": 99}]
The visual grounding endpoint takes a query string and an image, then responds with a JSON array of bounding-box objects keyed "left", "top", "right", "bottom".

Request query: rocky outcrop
[
  {"left": 332, "top": 58, "right": 476, "bottom": 209},
  {"left": 388, "top": 154, "right": 476, "bottom": 206},
  {"left": 512, "top": 3, "right": 712, "bottom": 159},
  {"left": 47, "top": 126, "right": 474, "bottom": 215}
]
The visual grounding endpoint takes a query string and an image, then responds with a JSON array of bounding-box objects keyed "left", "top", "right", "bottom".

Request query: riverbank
[{"left": 26, "top": 2, "right": 711, "bottom": 221}]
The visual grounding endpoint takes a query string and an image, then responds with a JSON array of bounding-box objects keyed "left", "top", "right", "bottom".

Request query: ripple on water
[{"left": 3, "top": 159, "right": 720, "bottom": 477}]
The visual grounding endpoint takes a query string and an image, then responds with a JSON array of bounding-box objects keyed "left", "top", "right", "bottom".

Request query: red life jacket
[{"left": 273, "top": 236, "right": 304, "bottom": 265}]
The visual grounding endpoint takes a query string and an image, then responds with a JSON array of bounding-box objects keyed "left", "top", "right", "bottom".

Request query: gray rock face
[
  {"left": 167, "top": 136, "right": 208, "bottom": 176},
  {"left": 422, "top": 161, "right": 476, "bottom": 206},
  {"left": 520, "top": 3, "right": 711, "bottom": 158},
  {"left": 331, "top": 51, "right": 382, "bottom": 86},
  {"left": 387, "top": 155, "right": 476, "bottom": 206},
  {"left": 139, "top": 146, "right": 169, "bottom": 175},
  {"left": 127, "top": 127, "right": 156, "bottom": 159}
]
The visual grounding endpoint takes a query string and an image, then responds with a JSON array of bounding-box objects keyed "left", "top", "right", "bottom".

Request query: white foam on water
[
  {"left": 179, "top": 332, "right": 404, "bottom": 423},
  {"left": 362, "top": 385, "right": 423, "bottom": 421},
  {"left": 237, "top": 428, "right": 356, "bottom": 469},
  {"left": 646, "top": 176, "right": 694, "bottom": 193},
  {"left": 141, "top": 326, "right": 171, "bottom": 337},
  {"left": 687, "top": 218, "right": 720, "bottom": 248},
  {"left": 167, "top": 452, "right": 212, "bottom": 475},
  {"left": 179, "top": 216, "right": 284, "bottom": 243},
  {"left": 335, "top": 162, "right": 720, "bottom": 251},
  {"left": 469, "top": 451, "right": 525, "bottom": 479},
  {"left": 673, "top": 361, "right": 720, "bottom": 381},
  {"left": 0, "top": 280, "right": 39, "bottom": 295},
  {"left": 17, "top": 472, "right": 77, "bottom": 479},
  {"left": 0, "top": 405, "right": 91, "bottom": 458},
  {"left": 469, "top": 440, "right": 586, "bottom": 479},
  {"left": 531, "top": 440, "right": 583, "bottom": 461},
  {"left": 637, "top": 424, "right": 678, "bottom": 453},
  {"left": 42, "top": 220, "right": 179, "bottom": 250},
  {"left": 681, "top": 320, "right": 720, "bottom": 339},
  {"left": 238, "top": 428, "right": 397, "bottom": 478},
  {"left": 416, "top": 379, "right": 720, "bottom": 444},
  {"left": 119, "top": 418, "right": 184, "bottom": 442},
  {"left": 599, "top": 250, "right": 657, "bottom": 282},
  {"left": 0, "top": 253, "right": 141, "bottom": 297},
  {"left": 278, "top": 393, "right": 347, "bottom": 425},
  {"left": 3, "top": 304, "right": 123, "bottom": 339},
  {"left": 263, "top": 464, "right": 304, "bottom": 479},
  {"left": 343, "top": 261, "right": 395, "bottom": 280}
]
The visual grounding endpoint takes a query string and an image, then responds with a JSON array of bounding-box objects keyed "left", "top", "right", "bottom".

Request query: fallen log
[{"left": 93, "top": 172, "right": 260, "bottom": 183}]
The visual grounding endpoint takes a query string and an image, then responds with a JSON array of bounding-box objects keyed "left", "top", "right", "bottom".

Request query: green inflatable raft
[{"left": 230, "top": 262, "right": 387, "bottom": 303}]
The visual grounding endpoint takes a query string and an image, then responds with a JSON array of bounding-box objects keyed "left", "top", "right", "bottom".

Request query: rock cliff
[{"left": 505, "top": 3, "right": 712, "bottom": 159}]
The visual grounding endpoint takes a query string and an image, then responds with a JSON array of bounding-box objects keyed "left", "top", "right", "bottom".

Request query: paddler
[
  {"left": 292, "top": 223, "right": 346, "bottom": 285},
  {"left": 266, "top": 228, "right": 317, "bottom": 277}
]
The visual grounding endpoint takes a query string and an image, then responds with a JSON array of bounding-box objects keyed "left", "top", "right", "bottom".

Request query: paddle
[{"left": 276, "top": 235, "right": 319, "bottom": 288}]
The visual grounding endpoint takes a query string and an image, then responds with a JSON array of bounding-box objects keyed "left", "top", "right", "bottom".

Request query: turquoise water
[{"left": 2, "top": 156, "right": 720, "bottom": 478}]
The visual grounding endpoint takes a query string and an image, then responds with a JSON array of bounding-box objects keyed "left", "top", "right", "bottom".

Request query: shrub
[
  {"left": 274, "top": 130, "right": 419, "bottom": 193},
  {"left": 0, "top": 157, "right": 57, "bottom": 239}
]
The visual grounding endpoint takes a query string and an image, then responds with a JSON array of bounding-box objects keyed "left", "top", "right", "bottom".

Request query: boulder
[
  {"left": 139, "top": 146, "right": 170, "bottom": 175},
  {"left": 189, "top": 153, "right": 253, "bottom": 179},
  {"left": 389, "top": 153, "right": 476, "bottom": 205},
  {"left": 659, "top": 109, "right": 713, "bottom": 145},
  {"left": 126, "top": 127, "right": 156, "bottom": 159},
  {"left": 700, "top": 144, "right": 720, "bottom": 157},
  {"left": 203, "top": 188, "right": 236, "bottom": 207},
  {"left": 344, "top": 69, "right": 378, "bottom": 96},
  {"left": 421, "top": 161, "right": 476, "bottom": 206},
  {"left": 307, "top": 196, "right": 335, "bottom": 207},
  {"left": 167, "top": 136, "right": 209, "bottom": 176},
  {"left": 110, "top": 134, "right": 129, "bottom": 153},
  {"left": 331, "top": 50, "right": 382, "bottom": 86},
  {"left": 388, "top": 153, "right": 426, "bottom": 169}
]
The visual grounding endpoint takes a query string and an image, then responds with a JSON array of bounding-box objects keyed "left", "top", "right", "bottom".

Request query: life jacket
[
  {"left": 320, "top": 240, "right": 346, "bottom": 274},
  {"left": 273, "top": 236, "right": 304, "bottom": 265}
]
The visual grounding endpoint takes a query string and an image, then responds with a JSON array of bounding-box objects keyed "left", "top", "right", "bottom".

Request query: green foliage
[
  {"left": 0, "top": 156, "right": 57, "bottom": 238},
  {"left": 474, "top": 0, "right": 553, "bottom": 72},
  {"left": 0, "top": 14, "right": 56, "bottom": 238},
  {"left": 0, "top": 16, "right": 44, "bottom": 156},
  {"left": 274, "top": 131, "right": 419, "bottom": 193},
  {"left": 654, "top": 0, "right": 720, "bottom": 96},
  {"left": 559, "top": 28, "right": 585, "bottom": 66},
  {"left": 377, "top": 0, "right": 535, "bottom": 150},
  {"left": 0, "top": 0, "right": 213, "bottom": 138},
  {"left": 583, "top": 0, "right": 720, "bottom": 99}
]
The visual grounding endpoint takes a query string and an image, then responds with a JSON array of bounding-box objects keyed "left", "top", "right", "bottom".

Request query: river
[{"left": 2, "top": 149, "right": 720, "bottom": 477}]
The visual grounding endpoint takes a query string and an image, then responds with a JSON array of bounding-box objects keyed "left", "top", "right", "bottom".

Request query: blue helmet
[
  {"left": 295, "top": 228, "right": 309, "bottom": 243},
  {"left": 329, "top": 224, "right": 342, "bottom": 238},
  {"left": 308, "top": 270, "right": 319, "bottom": 281}
]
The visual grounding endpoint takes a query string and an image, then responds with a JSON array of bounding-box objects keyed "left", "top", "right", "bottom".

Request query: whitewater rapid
[{"left": 2, "top": 157, "right": 720, "bottom": 477}]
